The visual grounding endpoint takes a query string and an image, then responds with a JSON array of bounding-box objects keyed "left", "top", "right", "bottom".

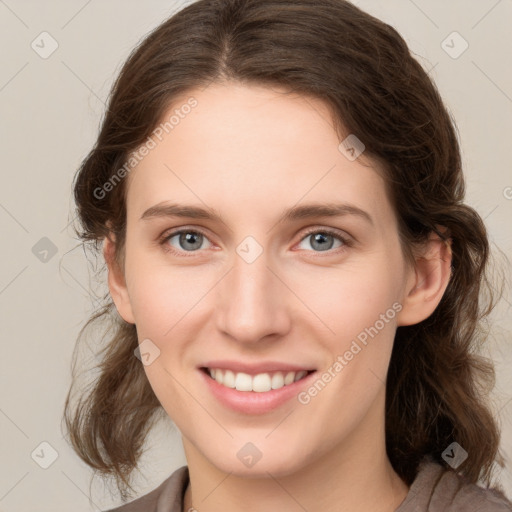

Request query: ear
[
  {"left": 396, "top": 228, "right": 452, "bottom": 327},
  {"left": 103, "top": 233, "right": 135, "bottom": 324}
]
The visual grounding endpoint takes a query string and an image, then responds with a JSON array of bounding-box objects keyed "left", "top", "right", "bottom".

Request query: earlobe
[
  {"left": 103, "top": 234, "right": 135, "bottom": 324},
  {"left": 396, "top": 230, "right": 452, "bottom": 327}
]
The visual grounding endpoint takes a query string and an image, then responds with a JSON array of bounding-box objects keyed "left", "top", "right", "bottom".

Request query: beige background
[{"left": 0, "top": 0, "right": 511, "bottom": 510}]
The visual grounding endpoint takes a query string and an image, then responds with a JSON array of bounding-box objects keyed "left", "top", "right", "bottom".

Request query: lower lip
[{"left": 199, "top": 368, "right": 317, "bottom": 415}]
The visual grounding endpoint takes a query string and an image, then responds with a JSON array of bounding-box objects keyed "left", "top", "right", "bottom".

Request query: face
[{"left": 107, "top": 81, "right": 435, "bottom": 478}]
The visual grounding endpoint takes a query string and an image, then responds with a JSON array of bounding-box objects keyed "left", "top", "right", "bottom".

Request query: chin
[{"left": 202, "top": 442, "right": 311, "bottom": 479}]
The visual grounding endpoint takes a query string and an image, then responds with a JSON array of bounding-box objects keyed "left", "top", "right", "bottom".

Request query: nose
[{"left": 215, "top": 247, "right": 292, "bottom": 345}]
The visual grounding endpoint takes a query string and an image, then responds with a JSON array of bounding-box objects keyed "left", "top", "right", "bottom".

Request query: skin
[{"left": 104, "top": 81, "right": 452, "bottom": 512}]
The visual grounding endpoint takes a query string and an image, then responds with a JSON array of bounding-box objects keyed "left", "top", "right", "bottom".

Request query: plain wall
[{"left": 0, "top": 1, "right": 511, "bottom": 510}]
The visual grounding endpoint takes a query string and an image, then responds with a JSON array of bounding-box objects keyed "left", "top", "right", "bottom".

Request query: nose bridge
[{"left": 215, "top": 243, "right": 290, "bottom": 343}]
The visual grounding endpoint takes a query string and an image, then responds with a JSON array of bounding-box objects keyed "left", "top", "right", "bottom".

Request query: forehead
[{"left": 124, "top": 82, "right": 394, "bottom": 229}]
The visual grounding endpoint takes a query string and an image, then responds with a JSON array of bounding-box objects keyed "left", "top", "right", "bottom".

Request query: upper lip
[{"left": 200, "top": 360, "right": 316, "bottom": 376}]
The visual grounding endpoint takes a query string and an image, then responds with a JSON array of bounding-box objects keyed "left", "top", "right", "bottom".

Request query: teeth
[{"left": 207, "top": 368, "right": 309, "bottom": 392}]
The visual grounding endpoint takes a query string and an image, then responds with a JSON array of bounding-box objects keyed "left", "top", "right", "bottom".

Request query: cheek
[
  {"left": 290, "top": 260, "right": 401, "bottom": 342},
  {"left": 125, "top": 253, "right": 209, "bottom": 331}
]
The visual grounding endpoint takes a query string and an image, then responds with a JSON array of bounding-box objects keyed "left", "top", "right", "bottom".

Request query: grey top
[{"left": 105, "top": 456, "right": 512, "bottom": 512}]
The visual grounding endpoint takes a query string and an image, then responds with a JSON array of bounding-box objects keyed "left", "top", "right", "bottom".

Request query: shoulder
[
  {"left": 397, "top": 456, "right": 512, "bottom": 512},
  {"left": 103, "top": 465, "right": 189, "bottom": 512}
]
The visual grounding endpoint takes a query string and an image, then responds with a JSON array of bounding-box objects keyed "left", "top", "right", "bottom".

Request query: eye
[
  {"left": 160, "top": 229, "right": 212, "bottom": 255},
  {"left": 296, "top": 228, "right": 351, "bottom": 253}
]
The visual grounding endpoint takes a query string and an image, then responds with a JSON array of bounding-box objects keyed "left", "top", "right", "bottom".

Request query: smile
[{"left": 203, "top": 367, "right": 314, "bottom": 392}]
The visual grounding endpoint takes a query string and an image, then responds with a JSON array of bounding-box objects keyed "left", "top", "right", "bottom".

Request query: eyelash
[{"left": 158, "top": 226, "right": 353, "bottom": 258}]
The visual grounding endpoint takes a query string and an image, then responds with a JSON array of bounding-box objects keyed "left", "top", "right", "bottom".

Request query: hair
[{"left": 63, "top": 0, "right": 508, "bottom": 502}]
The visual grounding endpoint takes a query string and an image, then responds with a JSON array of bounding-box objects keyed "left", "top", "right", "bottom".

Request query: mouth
[
  {"left": 200, "top": 366, "right": 316, "bottom": 393},
  {"left": 199, "top": 366, "right": 318, "bottom": 415}
]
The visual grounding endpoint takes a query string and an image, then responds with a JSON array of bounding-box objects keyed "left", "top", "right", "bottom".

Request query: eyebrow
[{"left": 140, "top": 201, "right": 374, "bottom": 227}]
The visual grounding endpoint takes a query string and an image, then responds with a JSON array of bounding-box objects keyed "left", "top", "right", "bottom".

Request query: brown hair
[{"left": 63, "top": 0, "right": 507, "bottom": 501}]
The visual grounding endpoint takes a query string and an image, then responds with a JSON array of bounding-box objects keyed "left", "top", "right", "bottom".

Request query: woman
[{"left": 63, "top": 0, "right": 512, "bottom": 511}]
